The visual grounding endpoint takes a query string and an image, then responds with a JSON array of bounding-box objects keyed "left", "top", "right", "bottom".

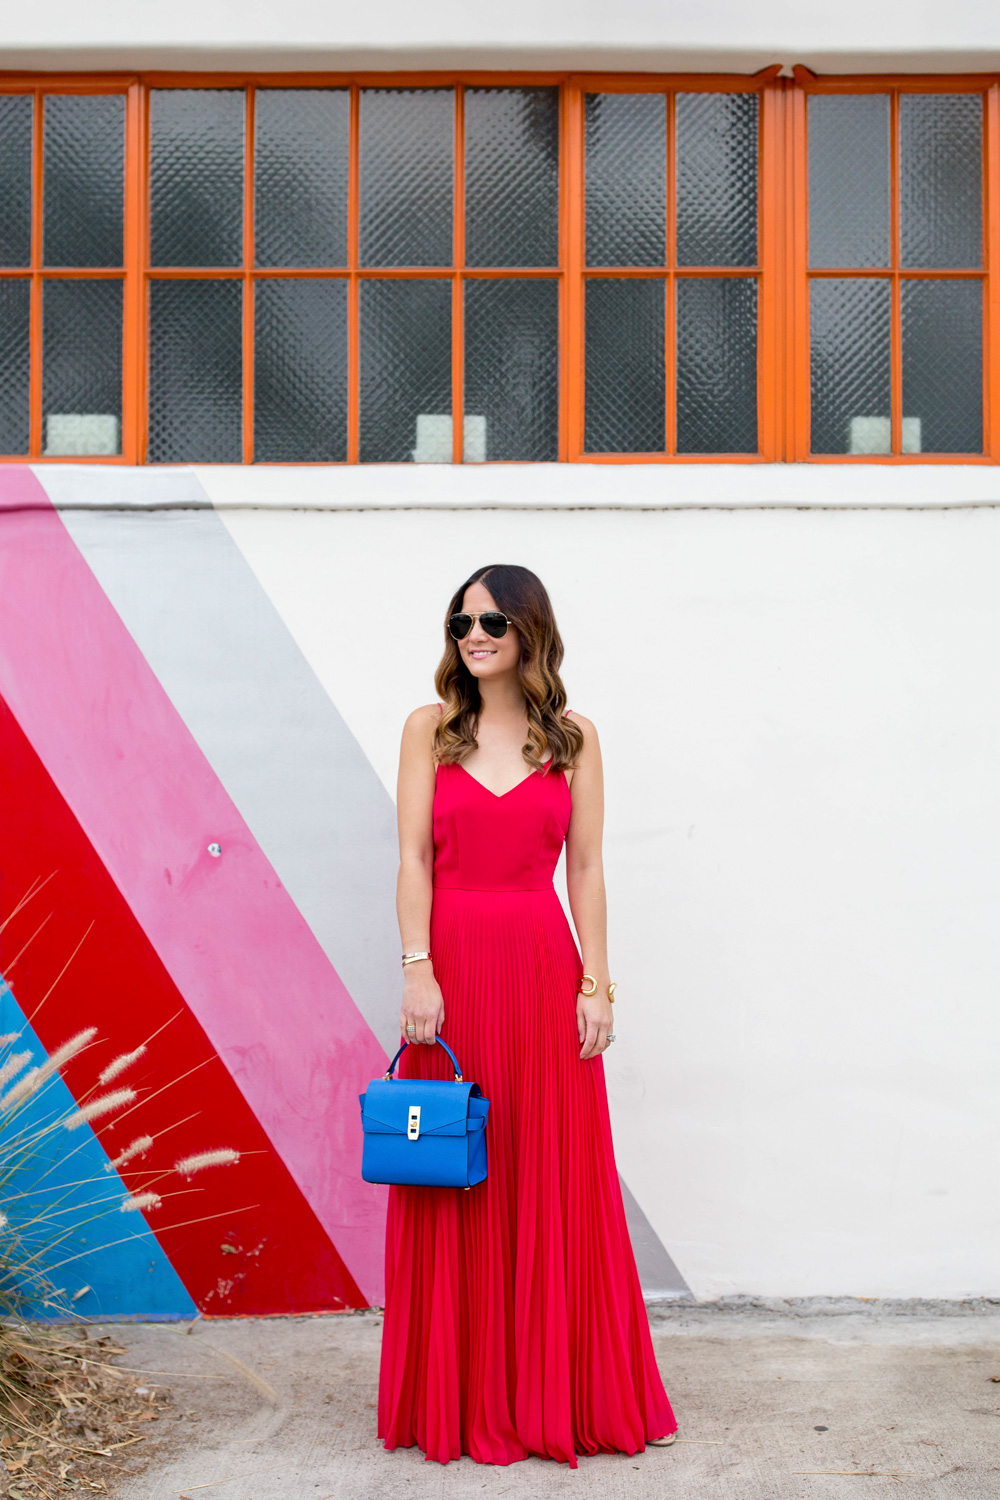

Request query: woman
[{"left": 380, "top": 563, "right": 677, "bottom": 1466}]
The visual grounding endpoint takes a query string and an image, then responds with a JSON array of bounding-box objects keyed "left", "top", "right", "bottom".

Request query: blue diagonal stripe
[{"left": 0, "top": 978, "right": 197, "bottom": 1320}]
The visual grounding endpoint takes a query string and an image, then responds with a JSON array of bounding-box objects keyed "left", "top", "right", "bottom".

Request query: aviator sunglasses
[{"left": 448, "top": 611, "right": 514, "bottom": 641}]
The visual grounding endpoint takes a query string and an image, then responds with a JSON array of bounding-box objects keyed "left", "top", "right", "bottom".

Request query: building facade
[{"left": 0, "top": 0, "right": 998, "bottom": 1316}]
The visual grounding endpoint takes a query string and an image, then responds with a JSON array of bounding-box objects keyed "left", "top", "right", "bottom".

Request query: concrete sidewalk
[{"left": 108, "top": 1302, "right": 1000, "bottom": 1500}]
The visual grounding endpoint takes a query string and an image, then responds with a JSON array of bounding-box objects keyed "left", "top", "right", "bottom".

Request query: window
[
  {"left": 801, "top": 81, "right": 986, "bottom": 458},
  {"left": 0, "top": 87, "right": 128, "bottom": 459},
  {"left": 146, "top": 82, "right": 563, "bottom": 465},
  {"left": 0, "top": 72, "right": 995, "bottom": 465},
  {"left": 582, "top": 89, "right": 761, "bottom": 455}
]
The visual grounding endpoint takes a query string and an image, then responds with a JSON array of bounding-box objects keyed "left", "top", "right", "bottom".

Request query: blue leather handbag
[{"left": 359, "top": 1038, "right": 489, "bottom": 1188}]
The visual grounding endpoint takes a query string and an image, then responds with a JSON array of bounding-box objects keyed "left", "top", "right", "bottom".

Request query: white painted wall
[
  {"left": 159, "top": 473, "right": 998, "bottom": 1301},
  {"left": 4, "top": 0, "right": 1000, "bottom": 71},
  {"left": 13, "top": 0, "right": 1000, "bottom": 1308},
  {"left": 8, "top": 0, "right": 999, "bottom": 1302}
]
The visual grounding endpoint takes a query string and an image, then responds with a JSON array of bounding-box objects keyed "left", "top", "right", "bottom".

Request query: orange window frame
[
  {"left": 787, "top": 68, "right": 1000, "bottom": 464},
  {"left": 0, "top": 76, "right": 141, "bottom": 465},
  {"left": 0, "top": 68, "right": 997, "bottom": 466}
]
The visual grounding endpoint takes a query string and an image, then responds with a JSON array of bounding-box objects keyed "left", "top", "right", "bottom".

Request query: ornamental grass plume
[
  {"left": 174, "top": 1148, "right": 240, "bottom": 1177},
  {"left": 0, "top": 884, "right": 254, "bottom": 1493},
  {"left": 105, "top": 1134, "right": 154, "bottom": 1171},
  {"left": 34, "top": 1026, "right": 98, "bottom": 1084},
  {"left": 0, "top": 1048, "right": 32, "bottom": 1091},
  {"left": 0, "top": 1066, "right": 41, "bottom": 1111},
  {"left": 120, "top": 1191, "right": 162, "bottom": 1213},
  {"left": 97, "top": 1043, "right": 147, "bottom": 1085},
  {"left": 62, "top": 1088, "right": 136, "bottom": 1131}
]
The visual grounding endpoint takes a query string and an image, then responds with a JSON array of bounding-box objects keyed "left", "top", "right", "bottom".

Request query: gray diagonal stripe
[
  {"left": 619, "top": 1176, "right": 691, "bottom": 1300},
  {"left": 53, "top": 470, "right": 402, "bottom": 1052},
  {"left": 46, "top": 465, "right": 687, "bottom": 1298}
]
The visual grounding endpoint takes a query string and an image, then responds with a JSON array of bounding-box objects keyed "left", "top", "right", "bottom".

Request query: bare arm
[
  {"left": 396, "top": 705, "right": 446, "bottom": 1044},
  {"left": 564, "top": 713, "right": 615, "bottom": 1061}
]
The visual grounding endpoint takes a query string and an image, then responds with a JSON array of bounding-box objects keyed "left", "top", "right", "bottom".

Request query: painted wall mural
[
  {"left": 6, "top": 463, "right": 999, "bottom": 1308},
  {"left": 0, "top": 466, "right": 684, "bottom": 1318}
]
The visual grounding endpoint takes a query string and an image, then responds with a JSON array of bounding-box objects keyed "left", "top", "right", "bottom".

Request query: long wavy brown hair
[{"left": 434, "top": 564, "right": 584, "bottom": 773}]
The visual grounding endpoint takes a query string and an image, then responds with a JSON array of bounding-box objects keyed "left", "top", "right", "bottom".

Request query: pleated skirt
[{"left": 378, "top": 886, "right": 676, "bottom": 1466}]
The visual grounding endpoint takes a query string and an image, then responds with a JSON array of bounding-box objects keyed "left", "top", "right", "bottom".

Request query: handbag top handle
[{"left": 383, "top": 1036, "right": 464, "bottom": 1083}]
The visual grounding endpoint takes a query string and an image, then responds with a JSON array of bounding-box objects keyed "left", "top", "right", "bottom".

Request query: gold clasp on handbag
[{"left": 407, "top": 1105, "right": 421, "bottom": 1141}]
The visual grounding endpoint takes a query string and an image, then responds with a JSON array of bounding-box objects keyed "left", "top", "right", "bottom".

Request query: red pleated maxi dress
[{"left": 378, "top": 760, "right": 677, "bottom": 1466}]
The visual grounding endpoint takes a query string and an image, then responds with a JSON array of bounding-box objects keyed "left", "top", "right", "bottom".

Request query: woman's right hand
[{"left": 400, "top": 963, "right": 445, "bottom": 1044}]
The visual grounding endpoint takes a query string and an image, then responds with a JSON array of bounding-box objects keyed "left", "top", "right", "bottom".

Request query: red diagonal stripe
[{"left": 0, "top": 693, "right": 365, "bottom": 1314}]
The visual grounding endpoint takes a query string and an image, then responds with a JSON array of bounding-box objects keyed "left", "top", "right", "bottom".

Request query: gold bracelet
[
  {"left": 401, "top": 951, "right": 431, "bottom": 968},
  {"left": 580, "top": 974, "right": 617, "bottom": 1000}
]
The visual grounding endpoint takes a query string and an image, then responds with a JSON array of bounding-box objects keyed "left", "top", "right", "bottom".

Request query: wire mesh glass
[
  {"left": 463, "top": 279, "right": 558, "bottom": 461},
  {"left": 676, "top": 93, "right": 758, "bottom": 268},
  {"left": 676, "top": 277, "right": 757, "bottom": 452},
  {"left": 808, "top": 95, "right": 890, "bottom": 269},
  {"left": 809, "top": 279, "right": 892, "bottom": 454},
  {"left": 464, "top": 88, "right": 559, "bottom": 268},
  {"left": 254, "top": 279, "right": 348, "bottom": 462},
  {"left": 0, "top": 280, "right": 30, "bottom": 452},
  {"left": 0, "top": 95, "right": 33, "bottom": 268},
  {"left": 359, "top": 279, "right": 452, "bottom": 462},
  {"left": 254, "top": 90, "right": 349, "bottom": 268},
  {"left": 901, "top": 279, "right": 982, "bottom": 453},
  {"left": 360, "top": 90, "right": 454, "bottom": 267},
  {"left": 150, "top": 90, "right": 245, "bottom": 268},
  {"left": 584, "top": 93, "right": 666, "bottom": 267},
  {"left": 900, "top": 94, "right": 982, "bottom": 269},
  {"left": 148, "top": 280, "right": 242, "bottom": 462},
  {"left": 584, "top": 278, "right": 665, "bottom": 452},
  {"left": 43, "top": 94, "right": 124, "bottom": 268},
  {"left": 42, "top": 279, "right": 122, "bottom": 455}
]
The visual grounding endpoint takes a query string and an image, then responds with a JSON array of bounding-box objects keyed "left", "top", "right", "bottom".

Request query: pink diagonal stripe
[{"left": 0, "top": 468, "right": 387, "bottom": 1303}]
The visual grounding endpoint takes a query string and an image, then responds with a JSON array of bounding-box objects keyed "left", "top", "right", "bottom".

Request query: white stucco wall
[
  {"left": 199, "top": 479, "right": 999, "bottom": 1300},
  {"left": 7, "top": 0, "right": 998, "bottom": 1302},
  {"left": 31, "top": 462, "right": 998, "bottom": 1301},
  {"left": 4, "top": 0, "right": 1000, "bottom": 71}
]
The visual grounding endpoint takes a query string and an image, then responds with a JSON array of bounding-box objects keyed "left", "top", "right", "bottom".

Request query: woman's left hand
[{"left": 577, "top": 986, "right": 614, "bottom": 1060}]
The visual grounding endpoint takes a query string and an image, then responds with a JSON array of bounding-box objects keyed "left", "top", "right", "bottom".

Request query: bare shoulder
[
  {"left": 401, "top": 703, "right": 440, "bottom": 749},
  {"left": 565, "top": 709, "right": 599, "bottom": 746},
  {"left": 404, "top": 702, "right": 441, "bottom": 731}
]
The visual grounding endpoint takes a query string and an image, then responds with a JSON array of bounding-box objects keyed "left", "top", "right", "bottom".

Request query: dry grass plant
[{"left": 0, "top": 879, "right": 245, "bottom": 1495}]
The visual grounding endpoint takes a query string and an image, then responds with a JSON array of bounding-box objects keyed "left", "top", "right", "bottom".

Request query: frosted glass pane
[
  {"left": 900, "top": 94, "right": 982, "bottom": 268},
  {"left": 463, "top": 278, "right": 558, "bottom": 460},
  {"left": 585, "top": 93, "right": 665, "bottom": 266},
  {"left": 360, "top": 90, "right": 453, "bottom": 267},
  {"left": 810, "top": 278, "right": 891, "bottom": 454},
  {"left": 43, "top": 279, "right": 122, "bottom": 454},
  {"left": 148, "top": 279, "right": 242, "bottom": 461},
  {"left": 808, "top": 95, "right": 890, "bottom": 268},
  {"left": 254, "top": 278, "right": 347, "bottom": 462},
  {"left": 585, "top": 278, "right": 665, "bottom": 452},
  {"left": 43, "top": 94, "right": 124, "bottom": 267},
  {"left": 676, "top": 277, "right": 757, "bottom": 452},
  {"left": 0, "top": 95, "right": 32, "bottom": 267},
  {"left": 901, "top": 279, "right": 982, "bottom": 452},
  {"left": 150, "top": 90, "right": 244, "bottom": 267},
  {"left": 676, "top": 93, "right": 757, "bottom": 267},
  {"left": 0, "top": 280, "right": 30, "bottom": 451},
  {"left": 359, "top": 279, "right": 451, "bottom": 461},
  {"left": 465, "top": 88, "right": 558, "bottom": 268},
  {"left": 254, "top": 89, "right": 348, "bottom": 268}
]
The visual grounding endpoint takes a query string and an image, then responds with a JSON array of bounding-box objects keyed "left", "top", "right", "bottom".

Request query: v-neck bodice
[{"left": 432, "top": 759, "right": 571, "bottom": 892}]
